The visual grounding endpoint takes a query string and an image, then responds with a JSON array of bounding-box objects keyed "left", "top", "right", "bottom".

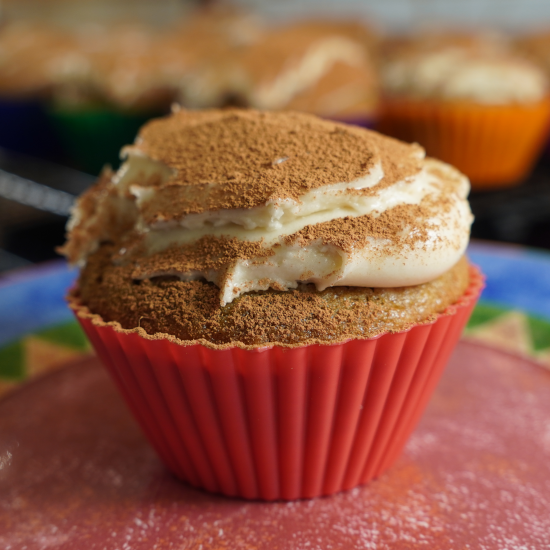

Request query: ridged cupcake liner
[
  {"left": 71, "top": 266, "right": 483, "bottom": 501},
  {"left": 377, "top": 97, "right": 550, "bottom": 189}
]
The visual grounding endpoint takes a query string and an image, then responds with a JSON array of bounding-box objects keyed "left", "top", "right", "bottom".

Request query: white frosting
[
  {"left": 383, "top": 48, "right": 548, "bottom": 104},
  {"left": 95, "top": 147, "right": 472, "bottom": 305},
  {"left": 129, "top": 160, "right": 385, "bottom": 231},
  {"left": 129, "top": 159, "right": 470, "bottom": 304},
  {"left": 66, "top": 126, "right": 473, "bottom": 305}
]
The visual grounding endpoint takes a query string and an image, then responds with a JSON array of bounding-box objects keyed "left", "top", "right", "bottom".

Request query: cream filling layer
[
  {"left": 130, "top": 162, "right": 450, "bottom": 254},
  {"left": 129, "top": 161, "right": 385, "bottom": 231},
  {"left": 128, "top": 159, "right": 472, "bottom": 305}
]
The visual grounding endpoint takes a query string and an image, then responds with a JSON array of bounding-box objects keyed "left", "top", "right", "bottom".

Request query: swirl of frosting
[{"left": 62, "top": 108, "right": 473, "bottom": 305}]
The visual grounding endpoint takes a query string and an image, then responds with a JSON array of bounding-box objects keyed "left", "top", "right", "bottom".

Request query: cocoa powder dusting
[
  {"left": 63, "top": 109, "right": 434, "bottom": 272},
  {"left": 131, "top": 109, "right": 388, "bottom": 220},
  {"left": 131, "top": 236, "right": 273, "bottom": 279},
  {"left": 130, "top": 200, "right": 442, "bottom": 281},
  {"left": 286, "top": 201, "right": 436, "bottom": 256},
  {"left": 58, "top": 167, "right": 138, "bottom": 265},
  {"left": 375, "top": 134, "right": 424, "bottom": 187}
]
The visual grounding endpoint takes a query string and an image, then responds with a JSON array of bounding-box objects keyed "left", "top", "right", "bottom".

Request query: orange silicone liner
[
  {"left": 378, "top": 97, "right": 550, "bottom": 189},
  {"left": 71, "top": 266, "right": 483, "bottom": 501}
]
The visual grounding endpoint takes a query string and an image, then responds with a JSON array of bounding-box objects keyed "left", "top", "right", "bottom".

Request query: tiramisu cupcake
[
  {"left": 378, "top": 33, "right": 550, "bottom": 188},
  {"left": 61, "top": 109, "right": 482, "bottom": 500}
]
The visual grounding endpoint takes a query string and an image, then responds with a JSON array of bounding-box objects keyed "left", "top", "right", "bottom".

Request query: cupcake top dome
[{"left": 61, "top": 109, "right": 472, "bottom": 305}]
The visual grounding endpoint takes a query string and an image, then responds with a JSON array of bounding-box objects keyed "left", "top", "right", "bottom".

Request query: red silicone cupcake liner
[{"left": 71, "top": 266, "right": 483, "bottom": 501}]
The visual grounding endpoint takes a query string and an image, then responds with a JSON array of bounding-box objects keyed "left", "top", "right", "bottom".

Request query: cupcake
[
  {"left": 60, "top": 109, "right": 482, "bottom": 500},
  {"left": 378, "top": 33, "right": 550, "bottom": 189}
]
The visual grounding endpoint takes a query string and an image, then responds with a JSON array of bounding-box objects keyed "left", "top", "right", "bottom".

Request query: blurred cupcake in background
[
  {"left": 0, "top": 21, "right": 69, "bottom": 99},
  {"left": 73, "top": 23, "right": 177, "bottom": 111},
  {"left": 378, "top": 32, "right": 550, "bottom": 189},
  {"left": 217, "top": 20, "right": 380, "bottom": 126},
  {"left": 0, "top": 18, "right": 167, "bottom": 171}
]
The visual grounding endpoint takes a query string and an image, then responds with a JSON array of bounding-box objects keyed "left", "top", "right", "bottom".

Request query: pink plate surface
[{"left": 1, "top": 340, "right": 549, "bottom": 549}]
